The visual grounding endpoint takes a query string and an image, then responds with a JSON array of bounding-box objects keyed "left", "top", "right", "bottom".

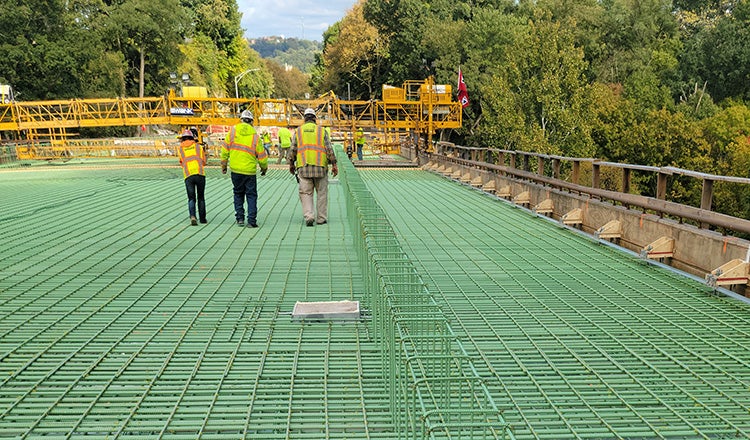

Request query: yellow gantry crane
[{"left": 0, "top": 78, "right": 462, "bottom": 159}]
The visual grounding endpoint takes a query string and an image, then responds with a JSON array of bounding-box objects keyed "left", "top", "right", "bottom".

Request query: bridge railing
[{"left": 430, "top": 142, "right": 750, "bottom": 236}]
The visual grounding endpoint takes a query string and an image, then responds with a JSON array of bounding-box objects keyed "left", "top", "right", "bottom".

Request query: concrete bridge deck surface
[{"left": 0, "top": 158, "right": 749, "bottom": 439}]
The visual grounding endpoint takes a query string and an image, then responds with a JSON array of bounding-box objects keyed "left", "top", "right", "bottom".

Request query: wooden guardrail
[{"left": 426, "top": 142, "right": 750, "bottom": 237}]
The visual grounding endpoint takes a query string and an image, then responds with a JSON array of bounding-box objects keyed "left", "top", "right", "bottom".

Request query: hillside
[{"left": 250, "top": 36, "right": 321, "bottom": 74}]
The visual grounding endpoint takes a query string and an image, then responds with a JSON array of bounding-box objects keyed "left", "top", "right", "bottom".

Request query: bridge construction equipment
[{"left": 0, "top": 78, "right": 461, "bottom": 159}]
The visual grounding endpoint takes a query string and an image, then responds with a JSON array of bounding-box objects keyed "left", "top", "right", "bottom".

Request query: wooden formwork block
[
  {"left": 640, "top": 236, "right": 675, "bottom": 259},
  {"left": 595, "top": 220, "right": 622, "bottom": 239},
  {"left": 513, "top": 191, "right": 530, "bottom": 205},
  {"left": 533, "top": 198, "right": 554, "bottom": 215},
  {"left": 497, "top": 185, "right": 511, "bottom": 199},
  {"left": 706, "top": 259, "right": 749, "bottom": 287},
  {"left": 561, "top": 208, "right": 583, "bottom": 226}
]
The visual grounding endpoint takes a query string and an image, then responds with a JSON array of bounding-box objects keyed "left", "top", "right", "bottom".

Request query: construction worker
[
  {"left": 261, "top": 130, "right": 272, "bottom": 159},
  {"left": 288, "top": 108, "right": 338, "bottom": 226},
  {"left": 177, "top": 129, "right": 207, "bottom": 225},
  {"left": 276, "top": 126, "right": 292, "bottom": 164},
  {"left": 221, "top": 110, "right": 268, "bottom": 228},
  {"left": 355, "top": 127, "right": 366, "bottom": 160}
]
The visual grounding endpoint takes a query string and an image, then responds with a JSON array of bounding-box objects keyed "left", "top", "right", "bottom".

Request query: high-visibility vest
[
  {"left": 178, "top": 140, "right": 205, "bottom": 178},
  {"left": 277, "top": 127, "right": 292, "bottom": 148},
  {"left": 295, "top": 122, "right": 327, "bottom": 167},
  {"left": 355, "top": 129, "right": 365, "bottom": 145},
  {"left": 221, "top": 123, "right": 267, "bottom": 175}
]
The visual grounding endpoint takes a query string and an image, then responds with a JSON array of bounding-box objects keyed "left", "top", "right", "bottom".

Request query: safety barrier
[{"left": 337, "top": 147, "right": 515, "bottom": 439}]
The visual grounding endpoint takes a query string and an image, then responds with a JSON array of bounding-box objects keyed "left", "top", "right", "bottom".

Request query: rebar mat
[
  {"left": 0, "top": 165, "right": 393, "bottom": 439},
  {"left": 362, "top": 168, "right": 750, "bottom": 439}
]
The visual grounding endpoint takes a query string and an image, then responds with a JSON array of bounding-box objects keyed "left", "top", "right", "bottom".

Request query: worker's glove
[
  {"left": 261, "top": 169, "right": 267, "bottom": 176},
  {"left": 289, "top": 166, "right": 296, "bottom": 175},
  {"left": 221, "top": 166, "right": 227, "bottom": 174},
  {"left": 331, "top": 164, "right": 338, "bottom": 177}
]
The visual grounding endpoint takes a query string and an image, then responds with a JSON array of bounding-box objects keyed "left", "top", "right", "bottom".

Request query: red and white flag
[{"left": 457, "top": 68, "right": 470, "bottom": 109}]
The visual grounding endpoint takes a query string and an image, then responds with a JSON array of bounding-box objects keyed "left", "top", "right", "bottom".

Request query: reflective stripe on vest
[
  {"left": 228, "top": 127, "right": 265, "bottom": 160},
  {"left": 178, "top": 140, "right": 204, "bottom": 178},
  {"left": 296, "top": 123, "right": 326, "bottom": 167}
]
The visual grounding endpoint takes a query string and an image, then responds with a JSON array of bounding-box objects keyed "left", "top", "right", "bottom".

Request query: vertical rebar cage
[{"left": 338, "top": 148, "right": 515, "bottom": 440}]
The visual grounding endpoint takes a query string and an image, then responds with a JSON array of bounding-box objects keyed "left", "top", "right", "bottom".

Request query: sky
[{"left": 238, "top": 0, "right": 358, "bottom": 41}]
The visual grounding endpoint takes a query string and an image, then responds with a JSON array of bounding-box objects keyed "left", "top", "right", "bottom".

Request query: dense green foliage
[
  {"left": 311, "top": 0, "right": 750, "bottom": 219},
  {"left": 0, "top": 0, "right": 271, "bottom": 100},
  {"left": 250, "top": 37, "right": 321, "bottom": 73}
]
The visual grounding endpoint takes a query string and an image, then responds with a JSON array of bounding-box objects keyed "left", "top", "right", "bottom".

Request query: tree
[
  {"left": 178, "top": 34, "right": 226, "bottom": 96},
  {"left": 181, "top": 0, "right": 242, "bottom": 54},
  {"left": 592, "top": 0, "right": 682, "bottom": 110},
  {"left": 226, "top": 36, "right": 274, "bottom": 99},
  {"left": 251, "top": 38, "right": 322, "bottom": 73},
  {"left": 0, "top": 0, "right": 114, "bottom": 99},
  {"left": 105, "top": 0, "right": 191, "bottom": 97},
  {"left": 317, "top": 0, "right": 387, "bottom": 98},
  {"left": 679, "top": 0, "right": 750, "bottom": 102},
  {"left": 480, "top": 12, "right": 595, "bottom": 156},
  {"left": 265, "top": 59, "right": 310, "bottom": 99},
  {"left": 363, "top": 0, "right": 429, "bottom": 84}
]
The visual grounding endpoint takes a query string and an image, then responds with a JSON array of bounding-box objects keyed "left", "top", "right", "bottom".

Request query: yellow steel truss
[{"left": 0, "top": 78, "right": 462, "bottom": 159}]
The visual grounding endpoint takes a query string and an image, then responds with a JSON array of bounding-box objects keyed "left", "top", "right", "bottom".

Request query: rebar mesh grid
[
  {"left": 0, "top": 163, "right": 395, "bottom": 439},
  {"left": 362, "top": 168, "right": 750, "bottom": 439},
  {"left": 339, "top": 153, "right": 515, "bottom": 440}
]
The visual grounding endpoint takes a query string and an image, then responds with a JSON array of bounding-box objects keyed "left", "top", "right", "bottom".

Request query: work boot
[
  {"left": 236, "top": 220, "right": 244, "bottom": 227},
  {"left": 190, "top": 216, "right": 198, "bottom": 226},
  {"left": 306, "top": 218, "right": 314, "bottom": 227},
  {"left": 247, "top": 222, "right": 258, "bottom": 228}
]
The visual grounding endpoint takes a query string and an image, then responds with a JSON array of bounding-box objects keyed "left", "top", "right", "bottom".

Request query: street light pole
[{"left": 234, "top": 68, "right": 261, "bottom": 114}]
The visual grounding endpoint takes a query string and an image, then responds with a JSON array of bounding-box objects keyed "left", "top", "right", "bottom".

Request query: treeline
[
  {"left": 0, "top": 0, "right": 283, "bottom": 102},
  {"left": 315, "top": 0, "right": 750, "bottom": 219},
  {"left": 251, "top": 37, "right": 321, "bottom": 73}
]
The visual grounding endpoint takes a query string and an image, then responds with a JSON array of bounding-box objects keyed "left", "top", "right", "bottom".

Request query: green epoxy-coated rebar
[
  {"left": 0, "top": 165, "right": 394, "bottom": 439},
  {"left": 362, "top": 168, "right": 750, "bottom": 439},
  {"left": 4, "top": 160, "right": 750, "bottom": 439},
  {"left": 339, "top": 154, "right": 514, "bottom": 439}
]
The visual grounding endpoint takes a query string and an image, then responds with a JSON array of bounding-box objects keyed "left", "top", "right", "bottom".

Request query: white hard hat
[
  {"left": 240, "top": 110, "right": 254, "bottom": 121},
  {"left": 303, "top": 108, "right": 316, "bottom": 117}
]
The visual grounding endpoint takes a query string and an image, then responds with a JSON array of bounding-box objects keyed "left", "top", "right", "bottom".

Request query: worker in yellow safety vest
[
  {"left": 221, "top": 110, "right": 268, "bottom": 228},
  {"left": 276, "top": 126, "right": 292, "bottom": 164},
  {"left": 177, "top": 129, "right": 207, "bottom": 226},
  {"left": 261, "top": 131, "right": 272, "bottom": 158},
  {"left": 288, "top": 108, "right": 338, "bottom": 227},
  {"left": 355, "top": 127, "right": 366, "bottom": 161}
]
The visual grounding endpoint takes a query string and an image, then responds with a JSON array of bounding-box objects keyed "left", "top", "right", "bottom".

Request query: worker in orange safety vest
[{"left": 177, "top": 129, "right": 207, "bottom": 225}]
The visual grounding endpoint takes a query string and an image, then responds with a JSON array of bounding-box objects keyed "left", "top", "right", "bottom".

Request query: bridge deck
[{"left": 1, "top": 157, "right": 749, "bottom": 439}]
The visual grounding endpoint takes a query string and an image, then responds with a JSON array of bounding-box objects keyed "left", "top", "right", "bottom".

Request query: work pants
[
  {"left": 184, "top": 174, "right": 206, "bottom": 221},
  {"left": 298, "top": 175, "right": 328, "bottom": 224},
  {"left": 278, "top": 147, "right": 289, "bottom": 164},
  {"left": 231, "top": 172, "right": 258, "bottom": 224}
]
